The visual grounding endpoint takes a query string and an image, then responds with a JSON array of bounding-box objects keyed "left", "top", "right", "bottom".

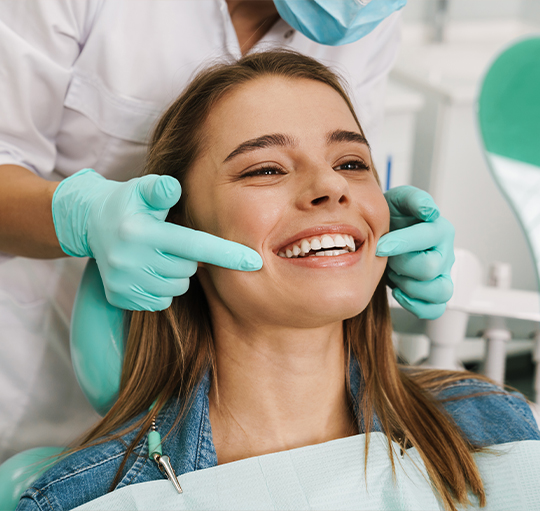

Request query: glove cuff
[{"left": 52, "top": 168, "right": 106, "bottom": 257}]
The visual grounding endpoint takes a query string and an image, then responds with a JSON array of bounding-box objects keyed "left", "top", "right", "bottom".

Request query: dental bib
[{"left": 72, "top": 432, "right": 540, "bottom": 511}]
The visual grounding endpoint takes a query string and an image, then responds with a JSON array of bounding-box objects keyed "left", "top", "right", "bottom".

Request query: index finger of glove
[
  {"left": 377, "top": 218, "right": 452, "bottom": 257},
  {"left": 151, "top": 223, "right": 263, "bottom": 271}
]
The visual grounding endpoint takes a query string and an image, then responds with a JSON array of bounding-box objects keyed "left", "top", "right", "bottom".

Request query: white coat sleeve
[{"left": 0, "top": 0, "right": 103, "bottom": 177}]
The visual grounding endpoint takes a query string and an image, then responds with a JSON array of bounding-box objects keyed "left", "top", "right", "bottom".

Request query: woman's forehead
[{"left": 203, "top": 76, "right": 361, "bottom": 157}]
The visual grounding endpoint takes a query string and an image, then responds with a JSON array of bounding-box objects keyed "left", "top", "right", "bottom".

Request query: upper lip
[{"left": 274, "top": 224, "right": 365, "bottom": 253}]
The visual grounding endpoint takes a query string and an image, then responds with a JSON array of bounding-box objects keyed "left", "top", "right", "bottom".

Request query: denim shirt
[{"left": 17, "top": 363, "right": 540, "bottom": 511}]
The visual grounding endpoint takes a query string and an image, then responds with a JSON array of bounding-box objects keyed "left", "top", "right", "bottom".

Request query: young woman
[{"left": 17, "top": 50, "right": 540, "bottom": 511}]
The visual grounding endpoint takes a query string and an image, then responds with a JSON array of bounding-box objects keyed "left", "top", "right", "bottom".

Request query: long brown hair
[{"left": 78, "top": 50, "right": 492, "bottom": 510}]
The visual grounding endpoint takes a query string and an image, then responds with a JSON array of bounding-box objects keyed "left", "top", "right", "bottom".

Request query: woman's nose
[{"left": 296, "top": 164, "right": 350, "bottom": 210}]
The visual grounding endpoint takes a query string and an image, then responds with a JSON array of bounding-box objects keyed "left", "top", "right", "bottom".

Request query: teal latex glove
[
  {"left": 52, "top": 169, "right": 262, "bottom": 311},
  {"left": 376, "top": 186, "right": 455, "bottom": 320}
]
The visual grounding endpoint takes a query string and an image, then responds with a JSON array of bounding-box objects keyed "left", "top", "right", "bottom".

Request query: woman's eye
[
  {"left": 242, "top": 166, "right": 285, "bottom": 177},
  {"left": 335, "top": 160, "right": 370, "bottom": 172}
]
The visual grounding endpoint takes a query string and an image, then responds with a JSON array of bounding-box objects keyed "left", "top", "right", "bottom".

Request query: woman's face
[{"left": 185, "top": 76, "right": 389, "bottom": 329}]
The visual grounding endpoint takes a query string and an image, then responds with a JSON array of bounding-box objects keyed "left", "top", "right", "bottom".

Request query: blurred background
[{"left": 377, "top": 0, "right": 540, "bottom": 399}]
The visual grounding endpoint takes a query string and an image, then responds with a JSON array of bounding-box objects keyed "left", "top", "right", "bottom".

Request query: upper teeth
[{"left": 278, "top": 234, "right": 356, "bottom": 258}]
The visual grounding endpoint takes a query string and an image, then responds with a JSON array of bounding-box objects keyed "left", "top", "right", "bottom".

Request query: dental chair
[
  {"left": 477, "top": 35, "right": 540, "bottom": 399},
  {"left": 0, "top": 259, "right": 125, "bottom": 510},
  {"left": 403, "top": 35, "right": 540, "bottom": 395}
]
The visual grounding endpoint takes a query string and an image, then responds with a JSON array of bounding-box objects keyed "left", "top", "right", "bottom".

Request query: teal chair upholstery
[
  {"left": 70, "top": 258, "right": 124, "bottom": 416},
  {"left": 477, "top": 35, "right": 540, "bottom": 404},
  {"left": 0, "top": 447, "right": 65, "bottom": 509},
  {"left": 0, "top": 259, "right": 125, "bottom": 510},
  {"left": 477, "top": 36, "right": 540, "bottom": 292}
]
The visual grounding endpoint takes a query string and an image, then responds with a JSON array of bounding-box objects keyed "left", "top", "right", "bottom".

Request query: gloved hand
[
  {"left": 52, "top": 168, "right": 262, "bottom": 311},
  {"left": 376, "top": 186, "right": 455, "bottom": 320}
]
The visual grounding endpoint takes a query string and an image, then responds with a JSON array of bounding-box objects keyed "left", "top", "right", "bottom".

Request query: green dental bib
[{"left": 71, "top": 432, "right": 540, "bottom": 510}]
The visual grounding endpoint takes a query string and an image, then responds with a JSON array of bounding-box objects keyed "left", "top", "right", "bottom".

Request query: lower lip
[{"left": 275, "top": 243, "right": 364, "bottom": 268}]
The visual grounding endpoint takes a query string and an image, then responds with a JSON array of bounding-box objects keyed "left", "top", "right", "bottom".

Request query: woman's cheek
[
  {"left": 222, "top": 193, "right": 284, "bottom": 248},
  {"left": 370, "top": 190, "right": 391, "bottom": 237}
]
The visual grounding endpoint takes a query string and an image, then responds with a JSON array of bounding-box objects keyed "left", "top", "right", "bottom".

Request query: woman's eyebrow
[
  {"left": 223, "top": 133, "right": 297, "bottom": 163},
  {"left": 327, "top": 129, "right": 370, "bottom": 149}
]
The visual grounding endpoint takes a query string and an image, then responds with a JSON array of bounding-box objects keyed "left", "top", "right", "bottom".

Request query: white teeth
[
  {"left": 334, "top": 234, "right": 346, "bottom": 248},
  {"left": 310, "top": 238, "right": 322, "bottom": 251},
  {"left": 278, "top": 233, "right": 358, "bottom": 258},
  {"left": 320, "top": 249, "right": 348, "bottom": 257},
  {"left": 321, "top": 235, "right": 334, "bottom": 249}
]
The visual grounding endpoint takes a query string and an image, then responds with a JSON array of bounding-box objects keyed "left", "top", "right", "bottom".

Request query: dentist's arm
[
  {"left": 376, "top": 186, "right": 455, "bottom": 320},
  {"left": 0, "top": 166, "right": 262, "bottom": 311},
  {"left": 0, "top": 164, "right": 65, "bottom": 258}
]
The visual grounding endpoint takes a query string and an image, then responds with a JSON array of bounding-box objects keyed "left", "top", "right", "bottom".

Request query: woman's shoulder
[
  {"left": 16, "top": 413, "right": 150, "bottom": 511},
  {"left": 434, "top": 377, "right": 540, "bottom": 447},
  {"left": 17, "top": 381, "right": 212, "bottom": 510}
]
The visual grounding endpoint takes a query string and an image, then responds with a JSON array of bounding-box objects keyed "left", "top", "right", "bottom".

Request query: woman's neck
[{"left": 209, "top": 322, "right": 358, "bottom": 464}]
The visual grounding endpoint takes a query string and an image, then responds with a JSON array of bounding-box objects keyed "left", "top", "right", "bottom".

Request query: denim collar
[
  {"left": 116, "top": 359, "right": 376, "bottom": 488},
  {"left": 96, "top": 360, "right": 540, "bottom": 493}
]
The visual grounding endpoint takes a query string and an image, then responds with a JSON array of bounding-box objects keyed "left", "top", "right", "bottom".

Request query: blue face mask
[{"left": 273, "top": 0, "right": 407, "bottom": 46}]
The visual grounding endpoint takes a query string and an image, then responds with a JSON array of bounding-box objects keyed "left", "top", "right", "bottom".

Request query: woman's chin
[
  {"left": 272, "top": 295, "right": 371, "bottom": 329},
  {"left": 202, "top": 268, "right": 380, "bottom": 330}
]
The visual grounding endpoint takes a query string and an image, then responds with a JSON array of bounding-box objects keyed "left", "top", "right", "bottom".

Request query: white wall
[
  {"left": 402, "top": 0, "right": 523, "bottom": 24},
  {"left": 521, "top": 0, "right": 540, "bottom": 24},
  {"left": 403, "top": 0, "right": 540, "bottom": 26}
]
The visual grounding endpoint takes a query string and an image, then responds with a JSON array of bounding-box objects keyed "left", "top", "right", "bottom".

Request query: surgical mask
[{"left": 273, "top": 0, "right": 407, "bottom": 46}]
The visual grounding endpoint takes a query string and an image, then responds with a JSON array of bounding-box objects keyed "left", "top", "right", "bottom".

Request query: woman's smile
[
  {"left": 185, "top": 75, "right": 389, "bottom": 327},
  {"left": 274, "top": 224, "right": 364, "bottom": 268}
]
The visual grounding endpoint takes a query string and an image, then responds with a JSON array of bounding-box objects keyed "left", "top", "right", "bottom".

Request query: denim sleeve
[
  {"left": 17, "top": 495, "right": 48, "bottom": 511},
  {"left": 436, "top": 379, "right": 540, "bottom": 447}
]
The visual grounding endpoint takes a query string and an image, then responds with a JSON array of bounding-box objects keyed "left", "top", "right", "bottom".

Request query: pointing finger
[
  {"left": 376, "top": 218, "right": 452, "bottom": 257},
  {"left": 153, "top": 223, "right": 263, "bottom": 271}
]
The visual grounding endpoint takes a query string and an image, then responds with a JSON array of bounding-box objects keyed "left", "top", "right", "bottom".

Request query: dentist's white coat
[{"left": 0, "top": 0, "right": 401, "bottom": 462}]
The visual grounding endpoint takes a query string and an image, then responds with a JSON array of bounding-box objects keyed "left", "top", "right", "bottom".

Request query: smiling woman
[
  {"left": 182, "top": 69, "right": 389, "bottom": 332},
  {"left": 17, "top": 50, "right": 540, "bottom": 511}
]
